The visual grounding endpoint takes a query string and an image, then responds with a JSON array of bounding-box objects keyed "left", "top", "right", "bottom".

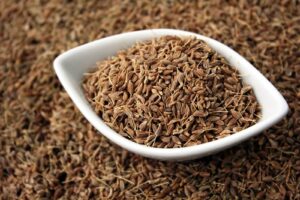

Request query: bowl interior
[{"left": 54, "top": 29, "right": 288, "bottom": 161}]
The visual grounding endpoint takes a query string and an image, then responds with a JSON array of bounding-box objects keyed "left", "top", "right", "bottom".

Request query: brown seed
[
  {"left": 220, "top": 130, "right": 231, "bottom": 135},
  {"left": 241, "top": 85, "right": 253, "bottom": 94},
  {"left": 139, "top": 120, "right": 148, "bottom": 131},
  {"left": 127, "top": 80, "right": 134, "bottom": 95},
  {"left": 230, "top": 109, "right": 242, "bottom": 119}
]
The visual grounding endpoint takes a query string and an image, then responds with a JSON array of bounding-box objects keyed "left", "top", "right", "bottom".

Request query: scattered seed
[{"left": 2, "top": 1, "right": 297, "bottom": 199}]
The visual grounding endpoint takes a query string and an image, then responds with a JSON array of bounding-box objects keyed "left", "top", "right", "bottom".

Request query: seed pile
[
  {"left": 83, "top": 36, "right": 260, "bottom": 147},
  {"left": 1, "top": 0, "right": 300, "bottom": 199}
]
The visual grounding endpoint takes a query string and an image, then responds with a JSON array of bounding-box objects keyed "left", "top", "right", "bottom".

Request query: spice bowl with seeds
[{"left": 53, "top": 29, "right": 288, "bottom": 161}]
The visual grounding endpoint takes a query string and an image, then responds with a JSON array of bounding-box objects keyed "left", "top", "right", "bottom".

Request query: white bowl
[{"left": 53, "top": 29, "right": 288, "bottom": 161}]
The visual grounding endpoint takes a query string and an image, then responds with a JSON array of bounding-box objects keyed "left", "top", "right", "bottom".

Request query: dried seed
[{"left": 230, "top": 109, "right": 242, "bottom": 119}]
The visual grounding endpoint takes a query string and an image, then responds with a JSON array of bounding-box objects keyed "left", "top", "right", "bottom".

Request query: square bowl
[{"left": 53, "top": 29, "right": 288, "bottom": 161}]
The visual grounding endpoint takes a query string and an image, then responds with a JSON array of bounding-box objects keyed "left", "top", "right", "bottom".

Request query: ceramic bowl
[{"left": 53, "top": 29, "right": 288, "bottom": 161}]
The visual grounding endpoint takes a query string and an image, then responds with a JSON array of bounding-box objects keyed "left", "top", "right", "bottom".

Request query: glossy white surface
[{"left": 53, "top": 29, "right": 289, "bottom": 161}]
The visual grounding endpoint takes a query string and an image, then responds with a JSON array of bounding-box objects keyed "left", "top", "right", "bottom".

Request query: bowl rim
[{"left": 53, "top": 28, "right": 289, "bottom": 160}]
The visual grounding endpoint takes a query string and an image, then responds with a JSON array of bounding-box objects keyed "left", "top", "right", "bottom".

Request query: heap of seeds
[{"left": 83, "top": 36, "right": 260, "bottom": 148}]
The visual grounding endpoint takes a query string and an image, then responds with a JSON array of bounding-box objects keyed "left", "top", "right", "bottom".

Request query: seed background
[{"left": 0, "top": 0, "right": 299, "bottom": 199}]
